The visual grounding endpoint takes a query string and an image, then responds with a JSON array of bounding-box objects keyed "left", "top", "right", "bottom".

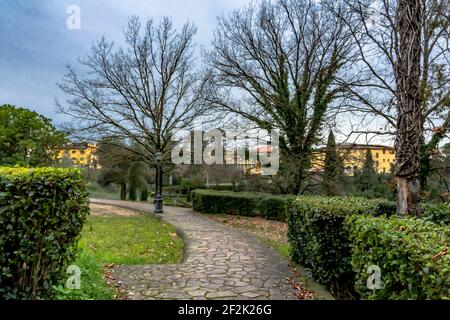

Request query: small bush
[
  {"left": 0, "top": 167, "right": 89, "bottom": 299},
  {"left": 140, "top": 188, "right": 149, "bottom": 201},
  {"left": 180, "top": 179, "right": 191, "bottom": 195},
  {"left": 349, "top": 215, "right": 449, "bottom": 299},
  {"left": 422, "top": 202, "right": 450, "bottom": 225}
]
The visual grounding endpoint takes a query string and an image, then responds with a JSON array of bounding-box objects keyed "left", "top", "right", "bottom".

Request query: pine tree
[{"left": 323, "top": 131, "right": 343, "bottom": 195}]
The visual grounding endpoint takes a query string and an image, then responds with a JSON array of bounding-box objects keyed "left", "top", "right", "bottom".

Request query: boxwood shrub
[
  {"left": 422, "top": 202, "right": 450, "bottom": 225},
  {"left": 191, "top": 189, "right": 289, "bottom": 221},
  {"left": 287, "top": 196, "right": 450, "bottom": 299},
  {"left": 0, "top": 167, "right": 89, "bottom": 299},
  {"left": 349, "top": 215, "right": 449, "bottom": 299},
  {"left": 370, "top": 200, "right": 450, "bottom": 225},
  {"left": 192, "top": 190, "right": 257, "bottom": 216},
  {"left": 286, "top": 196, "right": 381, "bottom": 299}
]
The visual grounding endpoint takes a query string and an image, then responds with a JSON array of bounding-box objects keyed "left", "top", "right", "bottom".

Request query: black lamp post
[{"left": 154, "top": 151, "right": 163, "bottom": 214}]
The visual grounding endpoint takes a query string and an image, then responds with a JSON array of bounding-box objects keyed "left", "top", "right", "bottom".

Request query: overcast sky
[
  {"left": 0, "top": 0, "right": 398, "bottom": 146},
  {"left": 0, "top": 0, "right": 251, "bottom": 123}
]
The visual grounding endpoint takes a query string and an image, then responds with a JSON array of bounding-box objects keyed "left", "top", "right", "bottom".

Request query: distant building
[
  {"left": 55, "top": 143, "right": 99, "bottom": 168},
  {"left": 242, "top": 143, "right": 395, "bottom": 176},
  {"left": 312, "top": 143, "right": 395, "bottom": 175}
]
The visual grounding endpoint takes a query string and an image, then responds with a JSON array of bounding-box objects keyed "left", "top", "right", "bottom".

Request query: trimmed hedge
[
  {"left": 192, "top": 190, "right": 259, "bottom": 217},
  {"left": 191, "top": 189, "right": 289, "bottom": 221},
  {"left": 286, "top": 196, "right": 381, "bottom": 299},
  {"left": 287, "top": 196, "right": 450, "bottom": 299},
  {"left": 0, "top": 167, "right": 89, "bottom": 299},
  {"left": 349, "top": 215, "right": 449, "bottom": 299},
  {"left": 422, "top": 202, "right": 450, "bottom": 225}
]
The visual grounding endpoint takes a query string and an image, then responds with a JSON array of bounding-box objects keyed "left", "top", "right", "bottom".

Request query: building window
[
  {"left": 376, "top": 152, "right": 379, "bottom": 158},
  {"left": 72, "top": 150, "right": 76, "bottom": 154},
  {"left": 383, "top": 149, "right": 386, "bottom": 154}
]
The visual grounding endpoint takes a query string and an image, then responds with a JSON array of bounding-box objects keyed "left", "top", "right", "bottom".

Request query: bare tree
[
  {"left": 206, "top": 0, "right": 358, "bottom": 194},
  {"left": 58, "top": 16, "right": 212, "bottom": 167},
  {"left": 336, "top": 0, "right": 449, "bottom": 190}
]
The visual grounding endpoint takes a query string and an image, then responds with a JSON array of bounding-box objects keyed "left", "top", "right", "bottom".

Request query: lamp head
[{"left": 155, "top": 152, "right": 162, "bottom": 161}]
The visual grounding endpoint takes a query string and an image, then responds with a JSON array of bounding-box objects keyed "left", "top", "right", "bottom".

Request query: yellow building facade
[
  {"left": 312, "top": 143, "right": 395, "bottom": 174},
  {"left": 55, "top": 143, "right": 98, "bottom": 167}
]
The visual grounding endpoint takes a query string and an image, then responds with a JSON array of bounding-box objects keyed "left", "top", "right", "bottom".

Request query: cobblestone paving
[{"left": 91, "top": 199, "right": 299, "bottom": 300}]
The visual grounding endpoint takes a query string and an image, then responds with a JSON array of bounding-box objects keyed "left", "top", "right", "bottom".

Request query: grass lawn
[
  {"left": 80, "top": 214, "right": 183, "bottom": 265},
  {"left": 53, "top": 251, "right": 114, "bottom": 300},
  {"left": 55, "top": 204, "right": 184, "bottom": 300}
]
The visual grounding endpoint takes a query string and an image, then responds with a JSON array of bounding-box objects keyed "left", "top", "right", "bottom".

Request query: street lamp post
[{"left": 154, "top": 151, "right": 163, "bottom": 214}]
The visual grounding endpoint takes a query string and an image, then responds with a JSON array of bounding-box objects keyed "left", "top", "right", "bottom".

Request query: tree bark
[
  {"left": 120, "top": 183, "right": 127, "bottom": 201},
  {"left": 397, "top": 177, "right": 421, "bottom": 215},
  {"left": 395, "top": 0, "right": 423, "bottom": 216}
]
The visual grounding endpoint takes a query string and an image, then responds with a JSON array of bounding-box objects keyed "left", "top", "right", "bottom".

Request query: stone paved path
[{"left": 91, "top": 199, "right": 299, "bottom": 300}]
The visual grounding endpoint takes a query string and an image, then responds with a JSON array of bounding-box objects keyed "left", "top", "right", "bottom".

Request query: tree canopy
[{"left": 0, "top": 104, "right": 67, "bottom": 166}]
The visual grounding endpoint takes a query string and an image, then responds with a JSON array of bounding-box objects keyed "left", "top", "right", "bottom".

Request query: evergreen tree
[
  {"left": 323, "top": 131, "right": 343, "bottom": 195},
  {"left": 140, "top": 188, "right": 149, "bottom": 202},
  {"left": 358, "top": 149, "right": 377, "bottom": 193}
]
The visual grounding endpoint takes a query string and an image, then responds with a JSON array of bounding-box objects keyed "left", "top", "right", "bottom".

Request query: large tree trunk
[
  {"left": 395, "top": 0, "right": 423, "bottom": 216},
  {"left": 397, "top": 177, "right": 421, "bottom": 215}
]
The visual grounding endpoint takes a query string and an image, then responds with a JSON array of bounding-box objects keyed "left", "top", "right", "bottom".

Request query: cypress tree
[
  {"left": 323, "top": 131, "right": 343, "bottom": 195},
  {"left": 359, "top": 148, "right": 376, "bottom": 192}
]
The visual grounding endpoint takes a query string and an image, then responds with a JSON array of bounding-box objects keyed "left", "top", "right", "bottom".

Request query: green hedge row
[
  {"left": 368, "top": 200, "right": 450, "bottom": 225},
  {"left": 287, "top": 196, "right": 382, "bottom": 299},
  {"left": 349, "top": 215, "right": 449, "bottom": 299},
  {"left": 191, "top": 189, "right": 289, "bottom": 221},
  {"left": 287, "top": 196, "right": 450, "bottom": 299},
  {"left": 0, "top": 167, "right": 89, "bottom": 299}
]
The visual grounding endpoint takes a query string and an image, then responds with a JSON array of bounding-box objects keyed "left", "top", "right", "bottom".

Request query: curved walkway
[{"left": 91, "top": 198, "right": 299, "bottom": 300}]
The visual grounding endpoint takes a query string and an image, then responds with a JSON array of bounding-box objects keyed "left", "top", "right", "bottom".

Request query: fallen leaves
[
  {"left": 208, "top": 215, "right": 289, "bottom": 243},
  {"left": 284, "top": 276, "right": 316, "bottom": 300}
]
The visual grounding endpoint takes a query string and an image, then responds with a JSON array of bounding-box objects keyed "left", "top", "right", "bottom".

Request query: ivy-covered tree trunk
[{"left": 395, "top": 0, "right": 423, "bottom": 216}]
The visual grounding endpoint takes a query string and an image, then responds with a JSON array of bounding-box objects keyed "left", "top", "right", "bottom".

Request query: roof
[
  {"left": 336, "top": 143, "right": 394, "bottom": 150},
  {"left": 55, "top": 142, "right": 94, "bottom": 150}
]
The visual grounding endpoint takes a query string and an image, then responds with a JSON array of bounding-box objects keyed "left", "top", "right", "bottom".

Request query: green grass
[
  {"left": 54, "top": 210, "right": 184, "bottom": 300},
  {"left": 80, "top": 214, "right": 184, "bottom": 265},
  {"left": 53, "top": 250, "right": 114, "bottom": 300},
  {"left": 263, "top": 239, "right": 291, "bottom": 260}
]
